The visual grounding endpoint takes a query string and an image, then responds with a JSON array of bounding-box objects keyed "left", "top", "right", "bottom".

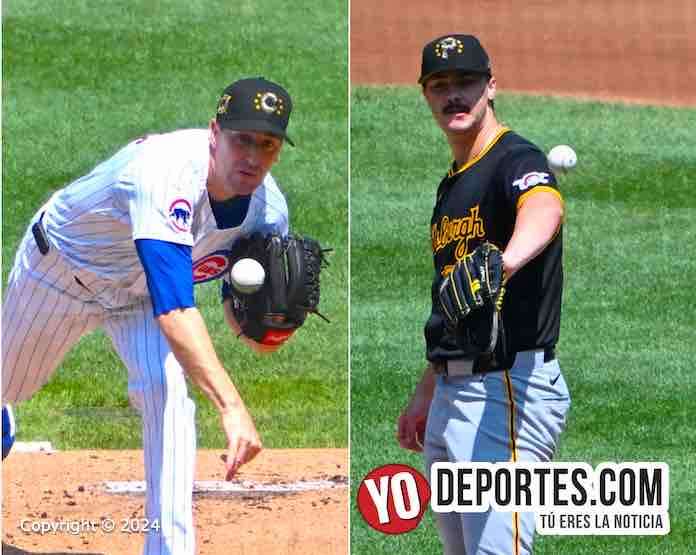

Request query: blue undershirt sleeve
[{"left": 135, "top": 239, "right": 195, "bottom": 317}]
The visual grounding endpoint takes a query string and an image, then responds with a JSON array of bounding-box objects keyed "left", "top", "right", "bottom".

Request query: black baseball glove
[
  {"left": 437, "top": 242, "right": 506, "bottom": 354},
  {"left": 223, "top": 232, "right": 329, "bottom": 347}
]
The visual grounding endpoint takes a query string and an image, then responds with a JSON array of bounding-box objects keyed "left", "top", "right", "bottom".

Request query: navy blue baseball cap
[
  {"left": 216, "top": 77, "right": 294, "bottom": 146},
  {"left": 419, "top": 35, "right": 492, "bottom": 84}
]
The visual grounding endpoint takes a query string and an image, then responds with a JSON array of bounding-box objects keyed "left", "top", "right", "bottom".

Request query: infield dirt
[{"left": 2, "top": 449, "right": 347, "bottom": 555}]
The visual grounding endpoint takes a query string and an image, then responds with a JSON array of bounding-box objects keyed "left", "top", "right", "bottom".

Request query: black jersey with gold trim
[{"left": 425, "top": 128, "right": 563, "bottom": 364}]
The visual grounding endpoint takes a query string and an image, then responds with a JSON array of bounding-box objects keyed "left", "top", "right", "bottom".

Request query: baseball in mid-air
[
  {"left": 547, "top": 144, "right": 577, "bottom": 174},
  {"left": 230, "top": 258, "right": 265, "bottom": 294}
]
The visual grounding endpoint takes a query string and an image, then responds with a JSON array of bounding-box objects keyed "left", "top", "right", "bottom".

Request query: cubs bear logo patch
[{"left": 168, "top": 199, "right": 193, "bottom": 233}]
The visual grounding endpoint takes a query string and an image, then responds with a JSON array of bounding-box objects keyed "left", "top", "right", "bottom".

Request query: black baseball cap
[
  {"left": 419, "top": 34, "right": 492, "bottom": 84},
  {"left": 216, "top": 77, "right": 294, "bottom": 146}
]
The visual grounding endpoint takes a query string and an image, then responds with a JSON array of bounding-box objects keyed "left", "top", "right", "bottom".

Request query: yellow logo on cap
[
  {"left": 254, "top": 91, "right": 284, "bottom": 115},
  {"left": 435, "top": 37, "right": 464, "bottom": 59},
  {"left": 217, "top": 94, "right": 232, "bottom": 114}
]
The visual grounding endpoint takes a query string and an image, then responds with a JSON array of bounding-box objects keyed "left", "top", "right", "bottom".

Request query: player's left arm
[
  {"left": 501, "top": 148, "right": 564, "bottom": 279},
  {"left": 502, "top": 192, "right": 563, "bottom": 278}
]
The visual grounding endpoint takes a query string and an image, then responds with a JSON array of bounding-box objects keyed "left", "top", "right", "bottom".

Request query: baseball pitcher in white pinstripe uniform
[{"left": 2, "top": 77, "right": 296, "bottom": 555}]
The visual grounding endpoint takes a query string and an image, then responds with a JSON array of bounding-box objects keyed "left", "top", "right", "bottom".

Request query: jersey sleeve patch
[
  {"left": 135, "top": 239, "right": 195, "bottom": 317},
  {"left": 512, "top": 171, "right": 552, "bottom": 192},
  {"left": 168, "top": 198, "right": 193, "bottom": 233},
  {"left": 502, "top": 146, "right": 559, "bottom": 210}
]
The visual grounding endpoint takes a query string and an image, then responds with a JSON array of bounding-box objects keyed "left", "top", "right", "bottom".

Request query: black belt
[
  {"left": 31, "top": 212, "right": 50, "bottom": 255},
  {"left": 439, "top": 347, "right": 556, "bottom": 377},
  {"left": 32, "top": 213, "right": 92, "bottom": 291}
]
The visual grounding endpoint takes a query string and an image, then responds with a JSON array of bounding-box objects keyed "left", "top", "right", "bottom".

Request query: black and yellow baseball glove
[
  {"left": 437, "top": 242, "right": 506, "bottom": 354},
  {"left": 222, "top": 232, "right": 329, "bottom": 347}
]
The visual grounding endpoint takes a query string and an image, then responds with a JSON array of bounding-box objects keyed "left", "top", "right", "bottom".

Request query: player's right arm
[
  {"left": 157, "top": 306, "right": 261, "bottom": 480},
  {"left": 397, "top": 362, "right": 439, "bottom": 452},
  {"left": 135, "top": 239, "right": 261, "bottom": 480}
]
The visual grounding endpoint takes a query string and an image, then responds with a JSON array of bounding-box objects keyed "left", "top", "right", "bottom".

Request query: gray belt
[{"left": 437, "top": 347, "right": 556, "bottom": 377}]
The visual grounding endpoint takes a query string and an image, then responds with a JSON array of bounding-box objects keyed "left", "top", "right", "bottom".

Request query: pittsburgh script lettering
[{"left": 431, "top": 205, "right": 485, "bottom": 261}]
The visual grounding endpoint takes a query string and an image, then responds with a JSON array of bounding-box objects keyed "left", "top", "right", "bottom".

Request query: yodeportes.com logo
[{"left": 357, "top": 462, "right": 669, "bottom": 535}]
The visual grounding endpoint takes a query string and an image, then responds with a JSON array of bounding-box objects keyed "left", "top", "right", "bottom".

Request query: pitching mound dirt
[{"left": 2, "top": 449, "right": 347, "bottom": 555}]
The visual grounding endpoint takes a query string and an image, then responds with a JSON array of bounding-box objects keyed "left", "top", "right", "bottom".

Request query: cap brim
[
  {"left": 418, "top": 68, "right": 491, "bottom": 85},
  {"left": 218, "top": 118, "right": 295, "bottom": 147}
]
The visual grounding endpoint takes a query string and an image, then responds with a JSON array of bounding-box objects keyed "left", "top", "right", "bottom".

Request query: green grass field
[
  {"left": 4, "top": 3, "right": 696, "bottom": 553},
  {"left": 350, "top": 87, "right": 696, "bottom": 554},
  {"left": 2, "top": 1, "right": 348, "bottom": 450}
]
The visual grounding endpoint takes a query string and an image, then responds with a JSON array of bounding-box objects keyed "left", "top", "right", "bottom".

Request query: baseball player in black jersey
[{"left": 397, "top": 35, "right": 571, "bottom": 554}]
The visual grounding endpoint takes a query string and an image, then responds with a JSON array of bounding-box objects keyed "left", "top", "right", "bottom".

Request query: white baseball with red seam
[
  {"left": 547, "top": 145, "right": 577, "bottom": 174},
  {"left": 230, "top": 258, "right": 265, "bottom": 294}
]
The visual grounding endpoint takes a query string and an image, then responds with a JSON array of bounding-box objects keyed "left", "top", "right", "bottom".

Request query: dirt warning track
[{"left": 351, "top": 0, "right": 696, "bottom": 106}]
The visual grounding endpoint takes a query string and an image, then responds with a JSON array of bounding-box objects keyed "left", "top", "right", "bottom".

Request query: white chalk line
[
  {"left": 7, "top": 444, "right": 348, "bottom": 497},
  {"left": 105, "top": 479, "right": 348, "bottom": 496},
  {"left": 11, "top": 441, "right": 55, "bottom": 454}
]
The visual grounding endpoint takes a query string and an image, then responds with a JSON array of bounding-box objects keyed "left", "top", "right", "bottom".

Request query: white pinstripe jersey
[{"left": 41, "top": 129, "right": 289, "bottom": 308}]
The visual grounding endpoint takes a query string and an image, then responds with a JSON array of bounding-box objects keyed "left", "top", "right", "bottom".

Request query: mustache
[{"left": 443, "top": 102, "right": 471, "bottom": 114}]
